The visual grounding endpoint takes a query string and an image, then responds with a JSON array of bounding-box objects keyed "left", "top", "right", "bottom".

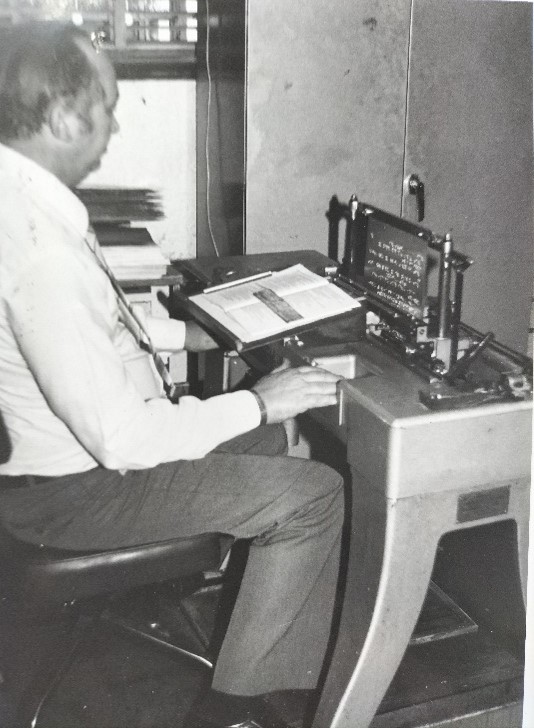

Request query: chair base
[
  {"left": 101, "top": 613, "right": 214, "bottom": 669},
  {"left": 2, "top": 575, "right": 222, "bottom": 728},
  {"left": 101, "top": 574, "right": 226, "bottom": 670}
]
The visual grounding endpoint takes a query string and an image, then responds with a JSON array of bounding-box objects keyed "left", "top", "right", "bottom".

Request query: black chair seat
[{"left": 0, "top": 528, "right": 227, "bottom": 607}]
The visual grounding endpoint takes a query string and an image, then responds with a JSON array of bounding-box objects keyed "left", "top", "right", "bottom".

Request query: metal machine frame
[{"left": 326, "top": 195, "right": 532, "bottom": 408}]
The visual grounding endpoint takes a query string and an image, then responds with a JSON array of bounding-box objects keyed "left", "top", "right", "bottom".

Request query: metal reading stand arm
[{"left": 429, "top": 232, "right": 473, "bottom": 375}]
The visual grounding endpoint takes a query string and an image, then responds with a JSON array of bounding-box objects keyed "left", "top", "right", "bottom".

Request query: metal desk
[{"left": 311, "top": 340, "right": 531, "bottom": 728}]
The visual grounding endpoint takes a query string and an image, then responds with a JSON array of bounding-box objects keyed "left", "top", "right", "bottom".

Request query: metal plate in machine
[{"left": 364, "top": 213, "right": 429, "bottom": 319}]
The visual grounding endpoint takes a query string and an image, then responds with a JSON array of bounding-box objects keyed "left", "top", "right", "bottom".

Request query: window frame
[
  {"left": 0, "top": 0, "right": 198, "bottom": 80},
  {"left": 109, "top": 45, "right": 197, "bottom": 80},
  {"left": 107, "top": 0, "right": 198, "bottom": 79}
]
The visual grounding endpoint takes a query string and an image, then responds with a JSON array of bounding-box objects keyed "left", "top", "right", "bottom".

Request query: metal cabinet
[{"left": 402, "top": 1, "right": 532, "bottom": 352}]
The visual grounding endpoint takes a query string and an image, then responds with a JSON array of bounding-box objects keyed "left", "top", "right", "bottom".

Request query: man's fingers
[
  {"left": 271, "top": 358, "right": 291, "bottom": 373},
  {"left": 292, "top": 365, "right": 342, "bottom": 382},
  {"left": 307, "top": 393, "right": 339, "bottom": 408},
  {"left": 299, "top": 379, "right": 339, "bottom": 395},
  {"left": 252, "top": 364, "right": 343, "bottom": 423}
]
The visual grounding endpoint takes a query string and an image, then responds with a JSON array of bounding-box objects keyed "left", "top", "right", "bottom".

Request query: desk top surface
[{"left": 335, "top": 339, "right": 533, "bottom": 425}]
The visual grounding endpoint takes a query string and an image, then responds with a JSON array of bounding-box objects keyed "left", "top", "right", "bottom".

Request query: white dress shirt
[{"left": 0, "top": 143, "right": 261, "bottom": 475}]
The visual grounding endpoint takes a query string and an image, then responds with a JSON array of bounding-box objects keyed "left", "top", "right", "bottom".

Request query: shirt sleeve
[{"left": 7, "top": 249, "right": 261, "bottom": 470}]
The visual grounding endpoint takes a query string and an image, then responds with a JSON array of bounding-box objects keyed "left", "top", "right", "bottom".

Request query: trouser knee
[{"left": 279, "top": 462, "right": 344, "bottom": 539}]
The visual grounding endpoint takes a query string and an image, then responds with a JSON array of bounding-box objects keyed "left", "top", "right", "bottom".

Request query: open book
[{"left": 188, "top": 264, "right": 361, "bottom": 348}]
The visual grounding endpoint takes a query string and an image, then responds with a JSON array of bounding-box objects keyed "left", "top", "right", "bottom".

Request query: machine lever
[
  {"left": 407, "top": 173, "right": 425, "bottom": 222},
  {"left": 446, "top": 331, "right": 494, "bottom": 381}
]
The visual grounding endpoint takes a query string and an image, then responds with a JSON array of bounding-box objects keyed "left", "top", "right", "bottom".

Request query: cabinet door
[
  {"left": 245, "top": 0, "right": 412, "bottom": 255},
  {"left": 403, "top": 0, "right": 533, "bottom": 352}
]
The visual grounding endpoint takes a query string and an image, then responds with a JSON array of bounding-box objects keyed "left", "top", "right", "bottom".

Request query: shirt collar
[{"left": 0, "top": 142, "right": 89, "bottom": 239}]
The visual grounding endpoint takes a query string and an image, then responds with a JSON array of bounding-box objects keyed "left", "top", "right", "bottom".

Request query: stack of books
[{"left": 77, "top": 187, "right": 169, "bottom": 281}]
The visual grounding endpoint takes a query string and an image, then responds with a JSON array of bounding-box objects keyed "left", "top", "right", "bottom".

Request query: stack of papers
[
  {"left": 77, "top": 187, "right": 164, "bottom": 223},
  {"left": 101, "top": 244, "right": 169, "bottom": 281}
]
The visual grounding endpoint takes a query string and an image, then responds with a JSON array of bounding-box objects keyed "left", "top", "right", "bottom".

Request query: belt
[
  {"left": 0, "top": 473, "right": 59, "bottom": 489},
  {"left": 0, "top": 467, "right": 101, "bottom": 489}
]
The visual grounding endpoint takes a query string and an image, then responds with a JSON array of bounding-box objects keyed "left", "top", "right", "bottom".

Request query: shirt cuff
[
  {"left": 241, "top": 390, "right": 263, "bottom": 429},
  {"left": 144, "top": 316, "right": 186, "bottom": 351}
]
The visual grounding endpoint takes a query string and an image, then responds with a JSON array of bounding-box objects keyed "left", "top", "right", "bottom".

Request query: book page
[
  {"left": 189, "top": 263, "right": 361, "bottom": 344},
  {"left": 201, "top": 264, "right": 326, "bottom": 312},
  {"left": 261, "top": 264, "right": 326, "bottom": 297}
]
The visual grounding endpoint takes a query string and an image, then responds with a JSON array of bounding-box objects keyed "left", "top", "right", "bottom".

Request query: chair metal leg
[
  {"left": 15, "top": 601, "right": 104, "bottom": 728},
  {"left": 101, "top": 612, "right": 214, "bottom": 669},
  {"left": 99, "top": 575, "right": 224, "bottom": 672}
]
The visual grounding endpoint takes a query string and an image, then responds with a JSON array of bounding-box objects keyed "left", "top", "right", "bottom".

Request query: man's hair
[{"left": 0, "top": 22, "right": 99, "bottom": 141}]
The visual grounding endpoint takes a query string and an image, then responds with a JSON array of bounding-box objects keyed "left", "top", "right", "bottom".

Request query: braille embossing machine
[{"left": 314, "top": 193, "right": 532, "bottom": 408}]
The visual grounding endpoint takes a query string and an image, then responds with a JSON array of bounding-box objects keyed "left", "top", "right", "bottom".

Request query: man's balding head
[
  {"left": 0, "top": 22, "right": 100, "bottom": 141},
  {"left": 0, "top": 21, "right": 119, "bottom": 187}
]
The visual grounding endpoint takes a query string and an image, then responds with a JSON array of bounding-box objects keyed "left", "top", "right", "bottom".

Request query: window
[{"left": 0, "top": 0, "right": 198, "bottom": 78}]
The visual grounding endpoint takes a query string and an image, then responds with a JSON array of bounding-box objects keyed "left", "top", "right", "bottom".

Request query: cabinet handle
[{"left": 407, "top": 173, "right": 425, "bottom": 222}]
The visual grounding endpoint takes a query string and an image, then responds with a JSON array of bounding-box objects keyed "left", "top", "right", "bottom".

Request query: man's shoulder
[
  {"left": 0, "top": 167, "right": 28, "bottom": 208},
  {"left": 0, "top": 184, "right": 85, "bottom": 296},
  {"left": 0, "top": 174, "right": 79, "bottom": 249},
  {"left": 0, "top": 176, "right": 36, "bottom": 264}
]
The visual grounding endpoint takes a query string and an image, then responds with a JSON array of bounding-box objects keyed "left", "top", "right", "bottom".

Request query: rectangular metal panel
[
  {"left": 403, "top": 0, "right": 533, "bottom": 352},
  {"left": 456, "top": 486, "right": 510, "bottom": 523},
  {"left": 388, "top": 406, "right": 532, "bottom": 499}
]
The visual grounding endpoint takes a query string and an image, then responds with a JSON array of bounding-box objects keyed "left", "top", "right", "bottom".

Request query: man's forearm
[{"left": 142, "top": 316, "right": 218, "bottom": 353}]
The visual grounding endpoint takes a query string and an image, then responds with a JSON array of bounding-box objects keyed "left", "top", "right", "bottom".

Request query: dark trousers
[{"left": 0, "top": 425, "right": 344, "bottom": 695}]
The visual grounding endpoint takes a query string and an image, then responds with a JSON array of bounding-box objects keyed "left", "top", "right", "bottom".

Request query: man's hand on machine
[
  {"left": 184, "top": 321, "right": 220, "bottom": 352},
  {"left": 252, "top": 362, "right": 342, "bottom": 424}
]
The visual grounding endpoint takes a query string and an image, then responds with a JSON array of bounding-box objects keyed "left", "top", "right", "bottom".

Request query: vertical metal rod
[
  {"left": 449, "top": 269, "right": 464, "bottom": 367},
  {"left": 437, "top": 233, "right": 452, "bottom": 338}
]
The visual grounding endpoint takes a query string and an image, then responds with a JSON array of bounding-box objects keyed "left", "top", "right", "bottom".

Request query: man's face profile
[{"left": 62, "top": 40, "right": 119, "bottom": 186}]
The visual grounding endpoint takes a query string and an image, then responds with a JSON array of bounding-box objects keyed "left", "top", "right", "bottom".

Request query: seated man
[{"left": 0, "top": 21, "right": 345, "bottom": 728}]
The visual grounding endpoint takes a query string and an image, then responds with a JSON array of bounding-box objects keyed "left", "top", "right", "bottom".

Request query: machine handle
[
  {"left": 407, "top": 173, "right": 425, "bottom": 222},
  {"left": 446, "top": 331, "right": 495, "bottom": 381}
]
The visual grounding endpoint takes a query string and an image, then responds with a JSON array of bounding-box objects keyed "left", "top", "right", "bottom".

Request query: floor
[
  {"left": 0, "top": 574, "right": 525, "bottom": 728},
  {"left": 37, "top": 622, "right": 210, "bottom": 728},
  {"left": 0, "top": 489, "right": 526, "bottom": 728}
]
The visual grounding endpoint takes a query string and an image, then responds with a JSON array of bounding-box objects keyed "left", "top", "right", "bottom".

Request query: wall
[
  {"left": 245, "top": 0, "right": 412, "bottom": 255},
  {"left": 83, "top": 78, "right": 197, "bottom": 262}
]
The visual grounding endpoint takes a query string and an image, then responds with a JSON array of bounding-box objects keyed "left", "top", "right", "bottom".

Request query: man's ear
[{"left": 47, "top": 102, "right": 85, "bottom": 143}]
